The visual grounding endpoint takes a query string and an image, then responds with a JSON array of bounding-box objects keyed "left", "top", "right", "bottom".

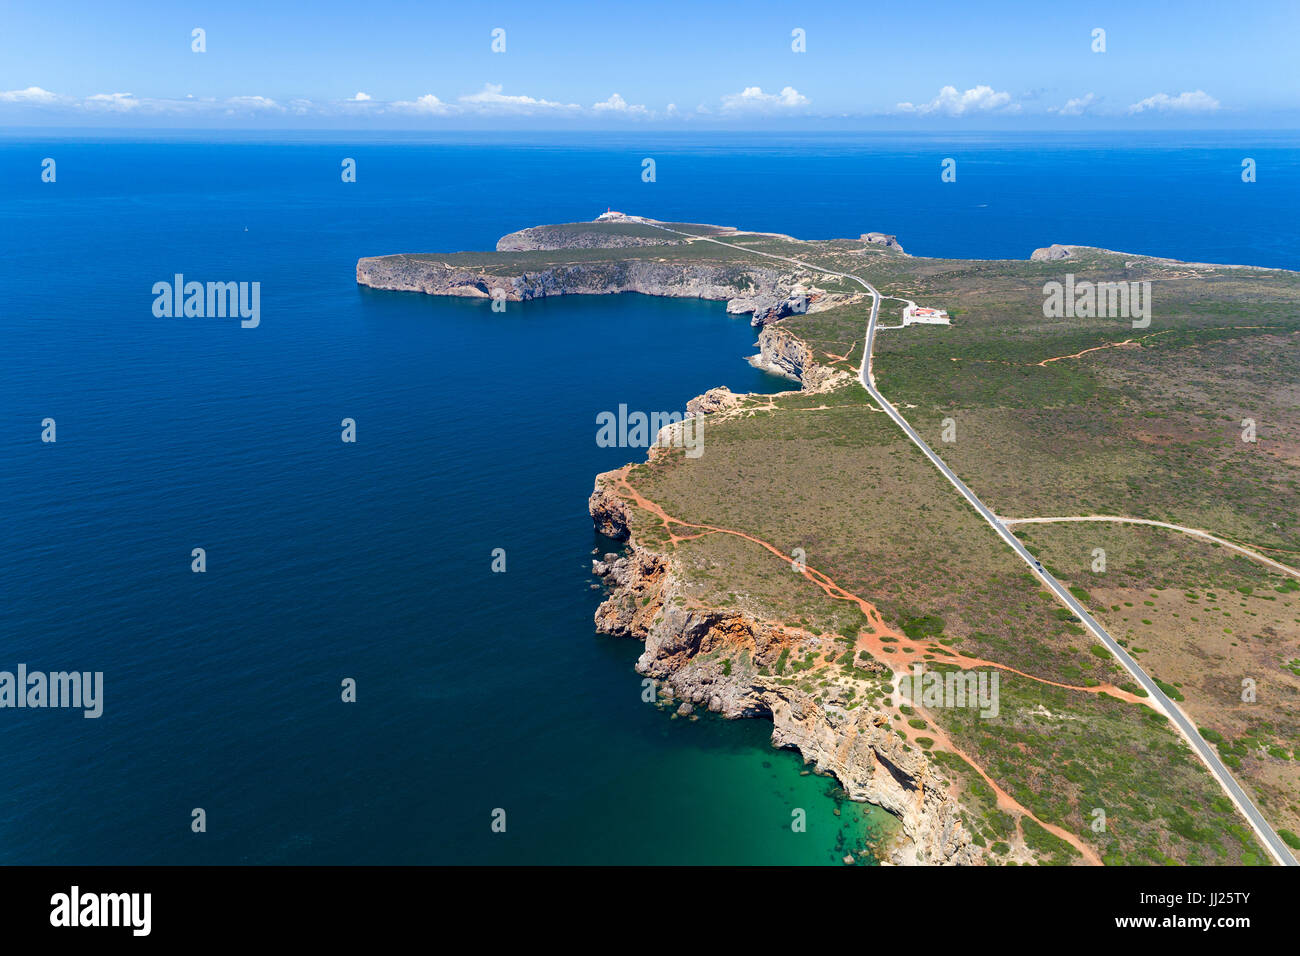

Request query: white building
[{"left": 902, "top": 305, "right": 950, "bottom": 326}]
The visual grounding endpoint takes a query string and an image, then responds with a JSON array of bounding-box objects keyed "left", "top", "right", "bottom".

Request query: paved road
[
  {"left": 857, "top": 274, "right": 1298, "bottom": 868},
  {"left": 634, "top": 216, "right": 1297, "bottom": 864}
]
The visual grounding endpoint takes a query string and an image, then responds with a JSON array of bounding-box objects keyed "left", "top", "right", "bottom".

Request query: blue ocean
[{"left": 1, "top": 131, "right": 1296, "bottom": 864}]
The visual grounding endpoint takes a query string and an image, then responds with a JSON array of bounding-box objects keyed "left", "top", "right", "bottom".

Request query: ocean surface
[{"left": 0, "top": 131, "right": 1296, "bottom": 865}]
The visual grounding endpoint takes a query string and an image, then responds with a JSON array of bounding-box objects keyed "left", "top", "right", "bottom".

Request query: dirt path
[
  {"left": 1036, "top": 339, "right": 1140, "bottom": 366},
  {"left": 1000, "top": 515, "right": 1300, "bottom": 580},
  {"left": 952, "top": 326, "right": 1294, "bottom": 369},
  {"left": 611, "top": 469, "right": 1108, "bottom": 864},
  {"left": 614, "top": 471, "right": 1145, "bottom": 703},
  {"left": 893, "top": 711, "right": 1103, "bottom": 865}
]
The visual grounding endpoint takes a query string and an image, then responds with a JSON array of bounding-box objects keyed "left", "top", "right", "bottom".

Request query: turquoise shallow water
[{"left": 1, "top": 132, "right": 1294, "bottom": 864}]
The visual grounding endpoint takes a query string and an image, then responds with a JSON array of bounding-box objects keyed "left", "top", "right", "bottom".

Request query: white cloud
[
  {"left": 84, "top": 92, "right": 141, "bottom": 111},
  {"left": 0, "top": 84, "right": 816, "bottom": 123},
  {"left": 459, "top": 83, "right": 579, "bottom": 113},
  {"left": 1127, "top": 90, "right": 1220, "bottom": 114},
  {"left": 592, "top": 92, "right": 647, "bottom": 114},
  {"left": 721, "top": 86, "right": 809, "bottom": 111},
  {"left": 1050, "top": 93, "right": 1097, "bottom": 116},
  {"left": 389, "top": 93, "right": 451, "bottom": 114},
  {"left": 223, "top": 95, "right": 283, "bottom": 112},
  {"left": 897, "top": 85, "right": 1017, "bottom": 116},
  {"left": 0, "top": 87, "right": 293, "bottom": 116},
  {"left": 0, "top": 86, "right": 62, "bottom": 104}
]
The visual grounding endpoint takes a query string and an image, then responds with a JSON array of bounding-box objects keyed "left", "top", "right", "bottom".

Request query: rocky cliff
[
  {"left": 356, "top": 254, "right": 802, "bottom": 324},
  {"left": 1030, "top": 244, "right": 1073, "bottom": 261},
  {"left": 588, "top": 482, "right": 979, "bottom": 865},
  {"left": 357, "top": 216, "right": 903, "bottom": 326},
  {"left": 862, "top": 232, "right": 906, "bottom": 254},
  {"left": 750, "top": 324, "right": 849, "bottom": 391}
]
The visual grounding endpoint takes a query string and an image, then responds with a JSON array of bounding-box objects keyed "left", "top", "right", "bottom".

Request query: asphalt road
[
  {"left": 635, "top": 215, "right": 1296, "bottom": 864},
  {"left": 857, "top": 274, "right": 1298, "bottom": 868}
]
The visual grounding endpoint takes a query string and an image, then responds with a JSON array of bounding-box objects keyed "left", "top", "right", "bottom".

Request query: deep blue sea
[{"left": 1, "top": 131, "right": 1296, "bottom": 864}]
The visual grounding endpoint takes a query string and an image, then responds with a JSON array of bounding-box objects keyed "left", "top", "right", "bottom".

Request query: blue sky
[{"left": 2, "top": 0, "right": 1297, "bottom": 128}]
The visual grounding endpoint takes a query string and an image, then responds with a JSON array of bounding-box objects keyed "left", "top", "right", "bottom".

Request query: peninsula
[{"left": 358, "top": 215, "right": 1300, "bottom": 866}]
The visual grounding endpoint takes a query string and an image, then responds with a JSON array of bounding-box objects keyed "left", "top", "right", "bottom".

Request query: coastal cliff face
[
  {"left": 861, "top": 232, "right": 906, "bottom": 255},
  {"left": 356, "top": 216, "right": 894, "bottom": 326},
  {"left": 356, "top": 254, "right": 798, "bottom": 323},
  {"left": 363, "top": 215, "right": 971, "bottom": 863},
  {"left": 751, "top": 324, "right": 848, "bottom": 391},
  {"left": 588, "top": 483, "right": 979, "bottom": 865},
  {"left": 1030, "top": 244, "right": 1073, "bottom": 261}
]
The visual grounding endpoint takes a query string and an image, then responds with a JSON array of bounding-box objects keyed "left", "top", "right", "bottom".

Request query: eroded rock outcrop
[
  {"left": 587, "top": 497, "right": 979, "bottom": 865},
  {"left": 750, "top": 324, "right": 849, "bottom": 392},
  {"left": 589, "top": 481, "right": 633, "bottom": 539},
  {"left": 685, "top": 386, "right": 743, "bottom": 417},
  {"left": 356, "top": 219, "right": 874, "bottom": 325},
  {"left": 356, "top": 255, "right": 800, "bottom": 324},
  {"left": 862, "top": 232, "right": 906, "bottom": 254},
  {"left": 730, "top": 291, "right": 817, "bottom": 327},
  {"left": 586, "top": 305, "right": 974, "bottom": 864},
  {"left": 590, "top": 547, "right": 668, "bottom": 638},
  {"left": 1031, "top": 244, "right": 1073, "bottom": 261}
]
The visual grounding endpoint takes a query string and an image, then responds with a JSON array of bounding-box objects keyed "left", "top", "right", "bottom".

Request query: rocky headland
[
  {"left": 588, "top": 476, "right": 978, "bottom": 866},
  {"left": 359, "top": 214, "right": 980, "bottom": 864},
  {"left": 356, "top": 216, "right": 894, "bottom": 327},
  {"left": 582, "top": 298, "right": 977, "bottom": 863}
]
